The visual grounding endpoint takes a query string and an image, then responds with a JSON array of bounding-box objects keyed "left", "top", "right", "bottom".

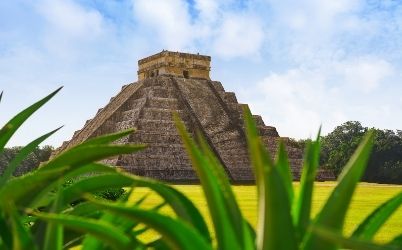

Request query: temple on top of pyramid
[
  {"left": 138, "top": 50, "right": 211, "bottom": 80},
  {"left": 55, "top": 51, "right": 334, "bottom": 183}
]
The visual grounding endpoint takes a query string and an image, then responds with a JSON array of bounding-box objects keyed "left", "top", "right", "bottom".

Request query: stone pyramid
[{"left": 56, "top": 51, "right": 333, "bottom": 182}]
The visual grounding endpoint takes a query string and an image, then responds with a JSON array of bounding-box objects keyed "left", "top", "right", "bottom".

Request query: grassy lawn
[{"left": 130, "top": 182, "right": 402, "bottom": 244}]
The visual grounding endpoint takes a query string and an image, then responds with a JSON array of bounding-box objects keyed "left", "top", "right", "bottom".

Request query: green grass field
[{"left": 130, "top": 182, "right": 402, "bottom": 244}]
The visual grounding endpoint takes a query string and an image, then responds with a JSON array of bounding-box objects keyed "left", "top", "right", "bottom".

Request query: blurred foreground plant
[{"left": 0, "top": 89, "right": 401, "bottom": 250}]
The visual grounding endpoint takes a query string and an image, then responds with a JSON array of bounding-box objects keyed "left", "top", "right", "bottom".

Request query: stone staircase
[
  {"left": 115, "top": 77, "right": 198, "bottom": 181},
  {"left": 173, "top": 77, "right": 253, "bottom": 181}
]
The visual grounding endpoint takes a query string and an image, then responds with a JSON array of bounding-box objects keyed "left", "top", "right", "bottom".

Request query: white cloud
[
  {"left": 333, "top": 57, "right": 394, "bottom": 92},
  {"left": 132, "top": 0, "right": 264, "bottom": 58},
  {"left": 132, "top": 0, "right": 193, "bottom": 50},
  {"left": 38, "top": 0, "right": 103, "bottom": 37},
  {"left": 194, "top": 0, "right": 219, "bottom": 23},
  {"left": 213, "top": 14, "right": 264, "bottom": 58},
  {"left": 240, "top": 56, "right": 397, "bottom": 139},
  {"left": 36, "top": 0, "right": 106, "bottom": 60}
]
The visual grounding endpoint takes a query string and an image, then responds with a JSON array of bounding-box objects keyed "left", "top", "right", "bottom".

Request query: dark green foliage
[
  {"left": 320, "top": 121, "right": 367, "bottom": 175},
  {"left": 320, "top": 121, "right": 402, "bottom": 183},
  {"left": 95, "top": 188, "right": 126, "bottom": 201},
  {"left": 367, "top": 129, "right": 402, "bottom": 183},
  {"left": 0, "top": 145, "right": 54, "bottom": 176}
]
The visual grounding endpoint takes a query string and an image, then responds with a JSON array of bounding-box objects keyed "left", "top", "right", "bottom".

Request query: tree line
[
  {"left": 296, "top": 121, "right": 402, "bottom": 184},
  {"left": 0, "top": 146, "right": 53, "bottom": 176}
]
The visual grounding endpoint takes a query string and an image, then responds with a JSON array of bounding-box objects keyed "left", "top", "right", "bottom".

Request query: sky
[{"left": 1, "top": 0, "right": 402, "bottom": 147}]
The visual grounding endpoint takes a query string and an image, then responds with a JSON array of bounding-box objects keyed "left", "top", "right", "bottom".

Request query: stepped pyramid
[{"left": 56, "top": 51, "right": 333, "bottom": 182}]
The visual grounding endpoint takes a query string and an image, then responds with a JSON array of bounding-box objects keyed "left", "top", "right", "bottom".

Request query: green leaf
[
  {"left": 196, "top": 131, "right": 254, "bottom": 249},
  {"left": 61, "top": 173, "right": 133, "bottom": 202},
  {"left": 59, "top": 172, "right": 210, "bottom": 243},
  {"left": 352, "top": 191, "right": 402, "bottom": 240},
  {"left": 0, "top": 167, "right": 70, "bottom": 207},
  {"left": 242, "top": 220, "right": 257, "bottom": 250},
  {"left": 43, "top": 185, "right": 64, "bottom": 250},
  {"left": 174, "top": 114, "right": 242, "bottom": 250},
  {"left": 86, "top": 197, "right": 212, "bottom": 250},
  {"left": 39, "top": 144, "right": 146, "bottom": 172},
  {"left": 0, "top": 126, "right": 62, "bottom": 186},
  {"left": 8, "top": 204, "right": 37, "bottom": 250},
  {"left": 303, "top": 130, "right": 375, "bottom": 250},
  {"left": 387, "top": 234, "right": 402, "bottom": 248},
  {"left": 0, "top": 87, "right": 62, "bottom": 154},
  {"left": 75, "top": 129, "right": 135, "bottom": 148},
  {"left": 81, "top": 192, "right": 148, "bottom": 250},
  {"left": 63, "top": 235, "right": 85, "bottom": 250},
  {"left": 65, "top": 202, "right": 102, "bottom": 218},
  {"left": 33, "top": 212, "right": 134, "bottom": 250},
  {"left": 8, "top": 143, "right": 144, "bottom": 207},
  {"left": 312, "top": 226, "right": 399, "bottom": 250},
  {"left": 29, "top": 163, "right": 117, "bottom": 208},
  {"left": 0, "top": 209, "right": 12, "bottom": 249},
  {"left": 276, "top": 140, "right": 294, "bottom": 207},
  {"left": 293, "top": 131, "right": 321, "bottom": 242},
  {"left": 244, "top": 107, "right": 297, "bottom": 250},
  {"left": 147, "top": 238, "right": 171, "bottom": 250},
  {"left": 140, "top": 178, "right": 211, "bottom": 243}
]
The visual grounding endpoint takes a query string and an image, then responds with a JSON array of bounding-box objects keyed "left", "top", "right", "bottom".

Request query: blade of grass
[
  {"left": 29, "top": 163, "right": 117, "bottom": 208},
  {"left": 60, "top": 173, "right": 134, "bottom": 203},
  {"left": 9, "top": 204, "right": 37, "bottom": 250},
  {"left": 63, "top": 235, "right": 85, "bottom": 250},
  {"left": 146, "top": 238, "right": 170, "bottom": 250},
  {"left": 74, "top": 129, "right": 135, "bottom": 148},
  {"left": 81, "top": 192, "right": 148, "bottom": 250},
  {"left": 302, "top": 130, "right": 375, "bottom": 250},
  {"left": 174, "top": 114, "right": 242, "bottom": 250},
  {"left": 352, "top": 191, "right": 402, "bottom": 240},
  {"left": 0, "top": 210, "right": 12, "bottom": 249},
  {"left": 43, "top": 184, "right": 64, "bottom": 250},
  {"left": 387, "top": 234, "right": 402, "bottom": 248},
  {"left": 244, "top": 107, "right": 297, "bottom": 250},
  {"left": 293, "top": 130, "right": 321, "bottom": 242},
  {"left": 66, "top": 202, "right": 102, "bottom": 218},
  {"left": 312, "top": 226, "right": 399, "bottom": 250},
  {"left": 86, "top": 197, "right": 212, "bottom": 250},
  {"left": 81, "top": 189, "right": 148, "bottom": 250},
  {"left": 38, "top": 144, "right": 146, "bottom": 172},
  {"left": 138, "top": 177, "right": 211, "bottom": 243},
  {"left": 243, "top": 220, "right": 257, "bottom": 250},
  {"left": 10, "top": 144, "right": 145, "bottom": 207},
  {"left": 0, "top": 167, "right": 70, "bottom": 206},
  {"left": 32, "top": 211, "right": 134, "bottom": 250},
  {"left": 276, "top": 140, "right": 294, "bottom": 206},
  {"left": 59, "top": 172, "right": 211, "bottom": 242},
  {"left": 196, "top": 131, "right": 254, "bottom": 249},
  {"left": 0, "top": 87, "right": 62, "bottom": 153},
  {"left": 82, "top": 201, "right": 165, "bottom": 250},
  {"left": 0, "top": 126, "right": 62, "bottom": 186}
]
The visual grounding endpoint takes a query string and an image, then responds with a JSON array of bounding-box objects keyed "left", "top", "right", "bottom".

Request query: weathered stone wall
[{"left": 138, "top": 51, "right": 211, "bottom": 80}]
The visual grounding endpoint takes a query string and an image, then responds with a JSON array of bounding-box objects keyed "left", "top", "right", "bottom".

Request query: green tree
[
  {"left": 0, "top": 145, "right": 54, "bottom": 176},
  {"left": 320, "top": 122, "right": 402, "bottom": 183},
  {"left": 366, "top": 129, "right": 402, "bottom": 183},
  {"left": 321, "top": 121, "right": 367, "bottom": 176}
]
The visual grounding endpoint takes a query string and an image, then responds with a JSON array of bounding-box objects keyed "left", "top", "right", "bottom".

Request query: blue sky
[{"left": 1, "top": 0, "right": 402, "bottom": 147}]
